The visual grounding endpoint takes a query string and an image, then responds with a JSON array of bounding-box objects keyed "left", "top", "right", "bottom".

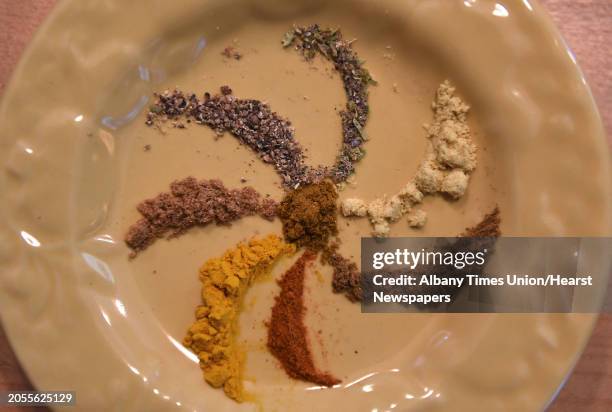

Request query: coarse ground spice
[
  {"left": 322, "top": 243, "right": 361, "bottom": 302},
  {"left": 124, "top": 177, "right": 277, "bottom": 256},
  {"left": 267, "top": 250, "right": 341, "bottom": 387},
  {"left": 410, "top": 207, "right": 502, "bottom": 307},
  {"left": 145, "top": 87, "right": 323, "bottom": 189},
  {"left": 284, "top": 24, "right": 374, "bottom": 182},
  {"left": 328, "top": 207, "right": 502, "bottom": 302},
  {"left": 221, "top": 46, "right": 242, "bottom": 60},
  {"left": 277, "top": 181, "right": 338, "bottom": 250},
  {"left": 184, "top": 235, "right": 295, "bottom": 402},
  {"left": 461, "top": 206, "right": 501, "bottom": 237},
  {"left": 145, "top": 25, "right": 375, "bottom": 188}
]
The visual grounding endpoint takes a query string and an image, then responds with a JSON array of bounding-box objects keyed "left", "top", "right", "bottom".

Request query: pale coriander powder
[{"left": 341, "top": 80, "right": 477, "bottom": 237}]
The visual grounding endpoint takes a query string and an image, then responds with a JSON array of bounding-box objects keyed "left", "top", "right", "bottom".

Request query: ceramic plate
[{"left": 0, "top": 0, "right": 610, "bottom": 411}]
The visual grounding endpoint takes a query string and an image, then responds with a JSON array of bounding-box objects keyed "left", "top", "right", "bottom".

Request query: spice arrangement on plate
[
  {"left": 183, "top": 235, "right": 295, "bottom": 401},
  {"left": 124, "top": 24, "right": 502, "bottom": 402},
  {"left": 145, "top": 24, "right": 375, "bottom": 189}
]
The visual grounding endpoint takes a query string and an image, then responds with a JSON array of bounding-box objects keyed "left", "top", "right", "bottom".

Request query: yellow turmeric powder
[{"left": 183, "top": 234, "right": 295, "bottom": 401}]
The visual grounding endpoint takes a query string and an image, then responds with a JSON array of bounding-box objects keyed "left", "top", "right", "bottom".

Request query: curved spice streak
[
  {"left": 146, "top": 87, "right": 323, "bottom": 189},
  {"left": 145, "top": 25, "right": 375, "bottom": 188},
  {"left": 341, "top": 81, "right": 477, "bottom": 237},
  {"left": 284, "top": 24, "right": 373, "bottom": 182},
  {"left": 267, "top": 250, "right": 341, "bottom": 386},
  {"left": 124, "top": 176, "right": 277, "bottom": 256},
  {"left": 328, "top": 207, "right": 502, "bottom": 302},
  {"left": 183, "top": 235, "right": 295, "bottom": 402}
]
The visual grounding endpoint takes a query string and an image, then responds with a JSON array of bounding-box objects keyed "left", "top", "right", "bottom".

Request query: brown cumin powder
[
  {"left": 277, "top": 181, "right": 339, "bottom": 251},
  {"left": 267, "top": 250, "right": 341, "bottom": 387}
]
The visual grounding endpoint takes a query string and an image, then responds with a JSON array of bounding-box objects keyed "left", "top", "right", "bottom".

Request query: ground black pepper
[{"left": 145, "top": 25, "right": 374, "bottom": 188}]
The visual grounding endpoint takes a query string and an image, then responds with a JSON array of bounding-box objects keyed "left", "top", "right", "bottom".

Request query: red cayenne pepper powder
[{"left": 267, "top": 250, "right": 340, "bottom": 387}]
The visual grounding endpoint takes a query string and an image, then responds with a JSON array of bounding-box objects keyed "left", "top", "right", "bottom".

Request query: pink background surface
[{"left": 0, "top": 0, "right": 610, "bottom": 411}]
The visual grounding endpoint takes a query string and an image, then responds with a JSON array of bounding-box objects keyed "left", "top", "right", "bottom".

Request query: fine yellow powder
[{"left": 183, "top": 235, "right": 295, "bottom": 402}]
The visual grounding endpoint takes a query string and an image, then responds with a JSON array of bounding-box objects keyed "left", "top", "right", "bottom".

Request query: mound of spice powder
[
  {"left": 284, "top": 24, "right": 374, "bottom": 182},
  {"left": 184, "top": 235, "right": 295, "bottom": 402},
  {"left": 277, "top": 180, "right": 339, "bottom": 250},
  {"left": 124, "top": 177, "right": 277, "bottom": 256},
  {"left": 267, "top": 250, "right": 341, "bottom": 387},
  {"left": 341, "top": 81, "right": 477, "bottom": 237}
]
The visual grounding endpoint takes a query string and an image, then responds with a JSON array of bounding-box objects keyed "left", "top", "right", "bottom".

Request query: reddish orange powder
[{"left": 267, "top": 250, "right": 340, "bottom": 387}]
